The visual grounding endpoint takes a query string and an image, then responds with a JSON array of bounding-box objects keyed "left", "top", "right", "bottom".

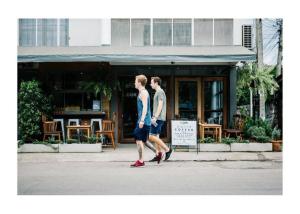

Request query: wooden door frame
[
  {"left": 201, "top": 77, "right": 228, "bottom": 128},
  {"left": 174, "top": 77, "right": 202, "bottom": 121}
]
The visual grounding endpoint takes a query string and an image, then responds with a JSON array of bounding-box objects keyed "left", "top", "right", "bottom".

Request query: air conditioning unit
[{"left": 242, "top": 25, "right": 252, "bottom": 49}]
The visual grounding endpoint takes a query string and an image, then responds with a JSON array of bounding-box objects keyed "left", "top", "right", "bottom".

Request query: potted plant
[
  {"left": 245, "top": 126, "right": 270, "bottom": 143},
  {"left": 79, "top": 80, "right": 120, "bottom": 111},
  {"left": 271, "top": 127, "right": 282, "bottom": 152},
  {"left": 79, "top": 81, "right": 104, "bottom": 111}
]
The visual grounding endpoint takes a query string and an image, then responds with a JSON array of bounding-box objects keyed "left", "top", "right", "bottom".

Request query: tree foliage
[{"left": 18, "top": 80, "right": 53, "bottom": 142}]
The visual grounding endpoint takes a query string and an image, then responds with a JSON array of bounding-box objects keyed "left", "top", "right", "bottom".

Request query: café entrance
[{"left": 117, "top": 74, "right": 228, "bottom": 144}]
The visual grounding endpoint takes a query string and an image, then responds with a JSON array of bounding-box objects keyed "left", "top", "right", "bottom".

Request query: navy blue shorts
[
  {"left": 133, "top": 124, "right": 150, "bottom": 143},
  {"left": 150, "top": 120, "right": 164, "bottom": 135}
]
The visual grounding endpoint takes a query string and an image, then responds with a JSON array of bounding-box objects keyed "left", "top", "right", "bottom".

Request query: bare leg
[
  {"left": 155, "top": 143, "right": 161, "bottom": 155},
  {"left": 144, "top": 140, "right": 156, "bottom": 154},
  {"left": 149, "top": 134, "right": 162, "bottom": 155},
  {"left": 136, "top": 140, "right": 144, "bottom": 162},
  {"left": 149, "top": 135, "right": 169, "bottom": 152}
]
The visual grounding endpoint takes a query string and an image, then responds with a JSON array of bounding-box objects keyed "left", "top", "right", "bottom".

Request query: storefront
[{"left": 18, "top": 46, "right": 255, "bottom": 144}]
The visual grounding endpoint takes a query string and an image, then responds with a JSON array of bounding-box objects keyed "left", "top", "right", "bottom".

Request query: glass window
[
  {"left": 173, "top": 19, "right": 191, "bottom": 46},
  {"left": 153, "top": 19, "right": 172, "bottom": 46},
  {"left": 111, "top": 19, "right": 130, "bottom": 46},
  {"left": 59, "top": 19, "right": 69, "bottom": 47},
  {"left": 19, "top": 19, "right": 36, "bottom": 46},
  {"left": 131, "top": 19, "right": 150, "bottom": 46},
  {"left": 214, "top": 19, "right": 233, "bottom": 45},
  {"left": 37, "top": 19, "right": 58, "bottom": 46},
  {"left": 19, "top": 19, "right": 68, "bottom": 47},
  {"left": 178, "top": 81, "right": 198, "bottom": 120},
  {"left": 204, "top": 80, "right": 224, "bottom": 125},
  {"left": 194, "top": 19, "right": 213, "bottom": 45}
]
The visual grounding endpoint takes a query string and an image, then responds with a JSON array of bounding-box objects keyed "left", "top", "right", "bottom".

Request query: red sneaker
[
  {"left": 130, "top": 160, "right": 145, "bottom": 167},
  {"left": 157, "top": 152, "right": 163, "bottom": 164}
]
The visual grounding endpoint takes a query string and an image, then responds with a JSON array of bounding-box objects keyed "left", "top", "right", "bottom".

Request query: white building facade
[{"left": 18, "top": 18, "right": 256, "bottom": 144}]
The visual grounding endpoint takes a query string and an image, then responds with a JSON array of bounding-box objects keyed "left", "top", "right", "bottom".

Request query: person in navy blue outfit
[{"left": 130, "top": 75, "right": 152, "bottom": 167}]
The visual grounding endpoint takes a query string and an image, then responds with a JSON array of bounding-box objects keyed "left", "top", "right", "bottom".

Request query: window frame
[{"left": 18, "top": 19, "right": 69, "bottom": 47}]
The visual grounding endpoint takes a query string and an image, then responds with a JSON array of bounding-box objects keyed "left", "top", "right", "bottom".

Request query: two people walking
[{"left": 131, "top": 75, "right": 172, "bottom": 167}]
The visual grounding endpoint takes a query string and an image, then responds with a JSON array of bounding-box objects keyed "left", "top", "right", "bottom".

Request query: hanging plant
[{"left": 79, "top": 80, "right": 120, "bottom": 101}]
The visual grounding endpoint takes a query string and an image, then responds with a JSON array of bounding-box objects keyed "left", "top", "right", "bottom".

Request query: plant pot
[{"left": 271, "top": 140, "right": 282, "bottom": 152}]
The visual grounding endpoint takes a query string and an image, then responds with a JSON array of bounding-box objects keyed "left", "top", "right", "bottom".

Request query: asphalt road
[{"left": 18, "top": 160, "right": 282, "bottom": 195}]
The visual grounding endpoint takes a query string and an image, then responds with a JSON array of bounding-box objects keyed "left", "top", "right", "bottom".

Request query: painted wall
[
  {"left": 68, "top": 18, "right": 253, "bottom": 47},
  {"left": 69, "top": 19, "right": 111, "bottom": 46}
]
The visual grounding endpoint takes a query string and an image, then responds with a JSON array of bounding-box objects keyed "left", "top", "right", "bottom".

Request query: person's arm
[{"left": 139, "top": 90, "right": 148, "bottom": 128}]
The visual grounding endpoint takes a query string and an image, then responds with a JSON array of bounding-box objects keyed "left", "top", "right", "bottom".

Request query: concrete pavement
[
  {"left": 18, "top": 160, "right": 282, "bottom": 195},
  {"left": 18, "top": 145, "right": 282, "bottom": 195}
]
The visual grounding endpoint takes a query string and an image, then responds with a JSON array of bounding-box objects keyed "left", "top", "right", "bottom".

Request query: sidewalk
[{"left": 18, "top": 144, "right": 282, "bottom": 163}]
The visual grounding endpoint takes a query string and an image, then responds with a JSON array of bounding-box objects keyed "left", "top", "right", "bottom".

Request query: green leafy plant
[
  {"left": 221, "top": 137, "right": 237, "bottom": 145},
  {"left": 238, "top": 106, "right": 249, "bottom": 118},
  {"left": 255, "top": 136, "right": 271, "bottom": 143},
  {"left": 18, "top": 80, "right": 53, "bottom": 143},
  {"left": 87, "top": 136, "right": 101, "bottom": 144},
  {"left": 32, "top": 138, "right": 59, "bottom": 150},
  {"left": 18, "top": 140, "right": 25, "bottom": 148},
  {"left": 243, "top": 117, "right": 272, "bottom": 138},
  {"left": 240, "top": 139, "right": 250, "bottom": 144},
  {"left": 237, "top": 63, "right": 279, "bottom": 105},
  {"left": 245, "top": 125, "right": 271, "bottom": 143},
  {"left": 272, "top": 127, "right": 281, "bottom": 140},
  {"left": 66, "top": 139, "right": 78, "bottom": 144},
  {"left": 256, "top": 118, "right": 273, "bottom": 137},
  {"left": 45, "top": 136, "right": 60, "bottom": 144},
  {"left": 79, "top": 80, "right": 121, "bottom": 101},
  {"left": 201, "top": 137, "right": 215, "bottom": 144},
  {"left": 247, "top": 126, "right": 266, "bottom": 137}
]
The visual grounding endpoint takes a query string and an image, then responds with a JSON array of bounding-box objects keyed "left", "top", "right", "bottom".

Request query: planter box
[
  {"left": 200, "top": 143, "right": 231, "bottom": 152},
  {"left": 231, "top": 143, "right": 272, "bottom": 152},
  {"left": 59, "top": 144, "right": 102, "bottom": 153},
  {"left": 18, "top": 144, "right": 59, "bottom": 153}
]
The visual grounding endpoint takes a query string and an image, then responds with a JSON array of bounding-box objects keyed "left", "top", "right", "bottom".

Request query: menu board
[{"left": 171, "top": 120, "right": 197, "bottom": 146}]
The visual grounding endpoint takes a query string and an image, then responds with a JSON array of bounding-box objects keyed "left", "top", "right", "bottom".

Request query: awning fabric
[{"left": 18, "top": 46, "right": 256, "bottom": 63}]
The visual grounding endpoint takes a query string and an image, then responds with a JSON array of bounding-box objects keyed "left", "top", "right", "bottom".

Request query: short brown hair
[
  {"left": 136, "top": 75, "right": 147, "bottom": 86},
  {"left": 151, "top": 77, "right": 161, "bottom": 86}
]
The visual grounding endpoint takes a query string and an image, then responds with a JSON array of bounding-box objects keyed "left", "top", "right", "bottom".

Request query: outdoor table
[
  {"left": 199, "top": 123, "right": 222, "bottom": 143},
  {"left": 66, "top": 125, "right": 91, "bottom": 140}
]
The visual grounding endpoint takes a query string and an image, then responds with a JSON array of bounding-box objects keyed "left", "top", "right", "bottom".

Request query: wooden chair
[
  {"left": 223, "top": 115, "right": 245, "bottom": 138},
  {"left": 43, "top": 121, "right": 61, "bottom": 142},
  {"left": 96, "top": 120, "right": 116, "bottom": 149}
]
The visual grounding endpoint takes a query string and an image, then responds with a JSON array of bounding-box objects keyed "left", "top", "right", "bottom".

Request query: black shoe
[
  {"left": 149, "top": 155, "right": 159, "bottom": 162},
  {"left": 164, "top": 148, "right": 173, "bottom": 161}
]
